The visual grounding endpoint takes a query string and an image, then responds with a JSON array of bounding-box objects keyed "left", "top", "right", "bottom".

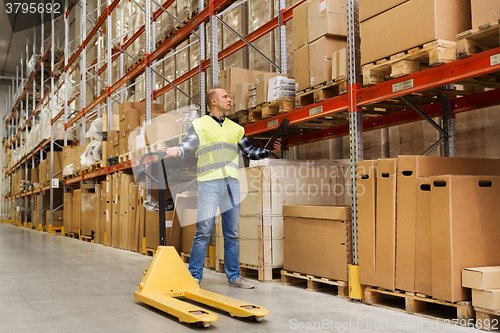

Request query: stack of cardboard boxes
[
  {"left": 463, "top": 267, "right": 500, "bottom": 312},
  {"left": 293, "top": 0, "right": 347, "bottom": 92},
  {"left": 357, "top": 156, "right": 500, "bottom": 303}
]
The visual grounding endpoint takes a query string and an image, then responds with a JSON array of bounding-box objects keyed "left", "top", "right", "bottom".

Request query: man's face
[{"left": 214, "top": 89, "right": 232, "bottom": 112}]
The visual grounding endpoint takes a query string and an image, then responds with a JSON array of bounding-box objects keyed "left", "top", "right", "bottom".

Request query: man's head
[{"left": 206, "top": 88, "right": 232, "bottom": 114}]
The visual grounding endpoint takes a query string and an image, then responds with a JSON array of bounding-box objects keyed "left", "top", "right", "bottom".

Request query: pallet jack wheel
[{"left": 194, "top": 321, "right": 211, "bottom": 328}]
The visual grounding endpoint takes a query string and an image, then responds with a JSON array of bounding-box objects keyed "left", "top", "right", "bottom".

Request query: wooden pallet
[
  {"left": 363, "top": 286, "right": 474, "bottom": 323},
  {"left": 146, "top": 248, "right": 157, "bottom": 257},
  {"left": 456, "top": 21, "right": 500, "bottom": 59},
  {"left": 215, "top": 260, "right": 280, "bottom": 282},
  {"left": 280, "top": 270, "right": 349, "bottom": 298},
  {"left": 126, "top": 56, "right": 144, "bottom": 73},
  {"left": 248, "top": 97, "right": 295, "bottom": 121},
  {"left": 64, "top": 232, "right": 80, "bottom": 239},
  {"left": 295, "top": 78, "right": 348, "bottom": 108},
  {"left": 235, "top": 110, "right": 249, "bottom": 125},
  {"left": 474, "top": 307, "right": 500, "bottom": 331},
  {"left": 149, "top": 141, "right": 167, "bottom": 152},
  {"left": 181, "top": 252, "right": 212, "bottom": 268},
  {"left": 118, "top": 153, "right": 130, "bottom": 163},
  {"left": 80, "top": 235, "right": 93, "bottom": 243},
  {"left": 362, "top": 39, "right": 457, "bottom": 86},
  {"left": 89, "top": 162, "right": 102, "bottom": 171}
]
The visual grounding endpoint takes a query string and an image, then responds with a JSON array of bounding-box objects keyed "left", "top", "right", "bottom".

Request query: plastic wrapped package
[
  {"left": 156, "top": 1, "right": 177, "bottom": 43},
  {"left": 176, "top": 0, "right": 190, "bottom": 23},
  {"left": 80, "top": 140, "right": 103, "bottom": 166},
  {"left": 153, "top": 60, "right": 164, "bottom": 104},
  {"left": 205, "top": 20, "right": 223, "bottom": 90},
  {"left": 86, "top": 118, "right": 104, "bottom": 141},
  {"left": 81, "top": 191, "right": 96, "bottom": 212},
  {"left": 135, "top": 72, "right": 145, "bottom": 102},
  {"left": 221, "top": 5, "right": 247, "bottom": 70},
  {"left": 175, "top": 40, "right": 191, "bottom": 109},
  {"left": 132, "top": 0, "right": 146, "bottom": 62},
  {"left": 163, "top": 50, "right": 176, "bottom": 111},
  {"left": 248, "top": 0, "right": 274, "bottom": 71}
]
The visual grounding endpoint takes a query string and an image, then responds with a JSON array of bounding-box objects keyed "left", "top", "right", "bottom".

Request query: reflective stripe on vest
[
  {"left": 196, "top": 142, "right": 240, "bottom": 157},
  {"left": 197, "top": 161, "right": 239, "bottom": 174}
]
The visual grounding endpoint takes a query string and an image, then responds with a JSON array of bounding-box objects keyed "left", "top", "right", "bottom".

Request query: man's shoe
[{"left": 229, "top": 277, "right": 255, "bottom": 289}]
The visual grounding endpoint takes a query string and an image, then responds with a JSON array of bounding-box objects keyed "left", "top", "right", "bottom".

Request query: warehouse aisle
[{"left": 0, "top": 223, "right": 473, "bottom": 333}]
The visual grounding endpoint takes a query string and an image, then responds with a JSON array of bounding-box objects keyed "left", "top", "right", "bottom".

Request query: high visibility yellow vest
[{"left": 192, "top": 115, "right": 244, "bottom": 182}]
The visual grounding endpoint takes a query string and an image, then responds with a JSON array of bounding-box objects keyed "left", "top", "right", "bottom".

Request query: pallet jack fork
[{"left": 134, "top": 152, "right": 270, "bottom": 327}]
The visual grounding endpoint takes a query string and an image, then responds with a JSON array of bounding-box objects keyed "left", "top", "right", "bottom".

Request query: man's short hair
[{"left": 206, "top": 88, "right": 220, "bottom": 110}]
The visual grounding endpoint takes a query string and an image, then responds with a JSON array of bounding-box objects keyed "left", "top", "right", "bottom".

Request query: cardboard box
[
  {"left": 46, "top": 151, "right": 63, "bottom": 182},
  {"left": 356, "top": 160, "right": 377, "bottom": 286},
  {"left": 81, "top": 191, "right": 96, "bottom": 236},
  {"left": 359, "top": 0, "right": 408, "bottom": 22},
  {"left": 255, "top": 73, "right": 287, "bottom": 106},
  {"left": 94, "top": 184, "right": 102, "bottom": 244},
  {"left": 234, "top": 83, "right": 251, "bottom": 112},
  {"left": 268, "top": 76, "right": 295, "bottom": 90},
  {"left": 396, "top": 156, "right": 500, "bottom": 293},
  {"left": 431, "top": 175, "right": 500, "bottom": 302},
  {"left": 46, "top": 210, "right": 64, "bottom": 227},
  {"left": 63, "top": 192, "right": 73, "bottom": 234},
  {"left": 30, "top": 168, "right": 39, "bottom": 184},
  {"left": 293, "top": 0, "right": 309, "bottom": 50},
  {"left": 360, "top": 0, "right": 471, "bottom": 65},
  {"left": 118, "top": 102, "right": 164, "bottom": 121},
  {"left": 119, "top": 109, "right": 142, "bottom": 136},
  {"left": 283, "top": 205, "right": 352, "bottom": 281},
  {"left": 332, "top": 48, "right": 347, "bottom": 80},
  {"left": 62, "top": 146, "right": 74, "bottom": 171},
  {"left": 128, "top": 184, "right": 138, "bottom": 251},
  {"left": 472, "top": 289, "right": 500, "bottom": 311},
  {"left": 181, "top": 209, "right": 199, "bottom": 253},
  {"left": 471, "top": 0, "right": 500, "bottom": 30},
  {"left": 463, "top": 267, "right": 500, "bottom": 290},
  {"left": 109, "top": 131, "right": 119, "bottom": 147},
  {"left": 308, "top": 0, "right": 347, "bottom": 43},
  {"left": 309, "top": 36, "right": 347, "bottom": 87},
  {"left": 105, "top": 176, "right": 112, "bottom": 246},
  {"left": 119, "top": 138, "right": 127, "bottom": 155},
  {"left": 72, "top": 146, "right": 81, "bottom": 172},
  {"left": 375, "top": 158, "right": 397, "bottom": 291},
  {"left": 145, "top": 210, "right": 175, "bottom": 249},
  {"left": 100, "top": 186, "right": 107, "bottom": 245},
  {"left": 415, "top": 177, "right": 432, "bottom": 296},
  {"left": 72, "top": 190, "right": 81, "bottom": 233},
  {"left": 221, "top": 68, "right": 268, "bottom": 99},
  {"left": 145, "top": 115, "right": 184, "bottom": 145}
]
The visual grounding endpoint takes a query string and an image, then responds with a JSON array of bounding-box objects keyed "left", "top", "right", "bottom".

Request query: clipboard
[{"left": 264, "top": 118, "right": 290, "bottom": 150}]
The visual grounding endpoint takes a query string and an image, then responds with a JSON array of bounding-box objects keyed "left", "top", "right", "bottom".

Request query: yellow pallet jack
[{"left": 135, "top": 153, "right": 270, "bottom": 327}]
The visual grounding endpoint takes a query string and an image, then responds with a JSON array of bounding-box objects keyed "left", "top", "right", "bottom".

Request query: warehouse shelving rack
[{"left": 3, "top": 0, "right": 500, "bottom": 294}]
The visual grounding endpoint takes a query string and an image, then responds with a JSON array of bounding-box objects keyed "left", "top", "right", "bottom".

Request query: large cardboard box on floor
[
  {"left": 463, "top": 267, "right": 500, "bottom": 290},
  {"left": 309, "top": 37, "right": 347, "bottom": 87},
  {"left": 294, "top": 45, "right": 310, "bottom": 91},
  {"left": 100, "top": 186, "right": 107, "bottom": 245},
  {"left": 46, "top": 210, "right": 64, "bottom": 228},
  {"left": 471, "top": 0, "right": 500, "bottom": 30},
  {"left": 63, "top": 192, "right": 73, "bottom": 234},
  {"left": 94, "top": 184, "right": 102, "bottom": 244},
  {"left": 81, "top": 191, "right": 96, "bottom": 236},
  {"left": 111, "top": 173, "right": 121, "bottom": 248},
  {"left": 375, "top": 158, "right": 397, "bottom": 291},
  {"left": 360, "top": 0, "right": 471, "bottom": 65},
  {"left": 431, "top": 175, "right": 500, "bottom": 302},
  {"left": 104, "top": 176, "right": 113, "bottom": 246},
  {"left": 283, "top": 205, "right": 352, "bottom": 281},
  {"left": 356, "top": 160, "right": 377, "bottom": 286},
  {"left": 414, "top": 177, "right": 432, "bottom": 296},
  {"left": 359, "top": 0, "right": 408, "bottom": 22},
  {"left": 293, "top": 0, "right": 309, "bottom": 50},
  {"left": 472, "top": 290, "right": 500, "bottom": 311},
  {"left": 72, "top": 190, "right": 82, "bottom": 233},
  {"left": 127, "top": 184, "right": 138, "bottom": 251},
  {"left": 145, "top": 210, "right": 175, "bottom": 250},
  {"left": 396, "top": 156, "right": 500, "bottom": 293},
  {"left": 307, "top": 0, "right": 347, "bottom": 43}
]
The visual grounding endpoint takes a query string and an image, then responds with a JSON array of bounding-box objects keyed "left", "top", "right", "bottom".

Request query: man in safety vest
[{"left": 166, "top": 88, "right": 281, "bottom": 289}]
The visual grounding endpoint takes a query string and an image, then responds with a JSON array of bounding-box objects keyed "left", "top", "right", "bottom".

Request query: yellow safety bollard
[{"left": 348, "top": 264, "right": 364, "bottom": 300}]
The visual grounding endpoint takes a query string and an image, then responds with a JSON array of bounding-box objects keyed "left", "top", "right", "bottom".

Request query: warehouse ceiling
[{"left": 0, "top": 1, "right": 38, "bottom": 85}]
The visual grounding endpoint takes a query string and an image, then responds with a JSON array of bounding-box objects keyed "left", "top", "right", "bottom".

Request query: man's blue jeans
[{"left": 189, "top": 177, "right": 241, "bottom": 283}]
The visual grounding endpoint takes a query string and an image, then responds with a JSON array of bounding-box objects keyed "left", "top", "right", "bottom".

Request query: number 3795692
[{"left": 5, "top": 2, "right": 61, "bottom": 14}]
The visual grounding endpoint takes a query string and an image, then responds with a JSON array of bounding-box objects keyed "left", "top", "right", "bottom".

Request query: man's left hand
[{"left": 271, "top": 138, "right": 281, "bottom": 153}]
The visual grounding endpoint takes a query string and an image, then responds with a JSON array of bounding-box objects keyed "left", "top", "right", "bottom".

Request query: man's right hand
[{"left": 166, "top": 147, "right": 182, "bottom": 158}]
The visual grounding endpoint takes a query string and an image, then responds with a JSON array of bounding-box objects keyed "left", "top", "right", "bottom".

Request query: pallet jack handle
[{"left": 140, "top": 152, "right": 184, "bottom": 246}]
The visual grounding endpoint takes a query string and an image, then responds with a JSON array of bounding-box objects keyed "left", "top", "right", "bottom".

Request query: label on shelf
[
  {"left": 267, "top": 119, "right": 279, "bottom": 128},
  {"left": 309, "top": 106, "right": 323, "bottom": 116},
  {"left": 392, "top": 79, "right": 414, "bottom": 93},
  {"left": 52, "top": 179, "right": 59, "bottom": 188},
  {"left": 491, "top": 54, "right": 500, "bottom": 66}
]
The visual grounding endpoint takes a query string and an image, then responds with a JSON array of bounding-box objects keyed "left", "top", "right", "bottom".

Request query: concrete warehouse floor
[{"left": 0, "top": 222, "right": 474, "bottom": 333}]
